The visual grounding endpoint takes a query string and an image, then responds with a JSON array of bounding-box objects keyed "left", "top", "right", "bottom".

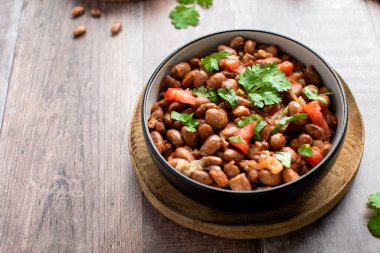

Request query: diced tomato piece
[
  {"left": 229, "top": 121, "right": 256, "bottom": 155},
  {"left": 278, "top": 61, "right": 293, "bottom": 76},
  {"left": 305, "top": 146, "right": 325, "bottom": 167},
  {"left": 164, "top": 88, "right": 196, "bottom": 105},
  {"left": 223, "top": 58, "right": 244, "bottom": 74},
  {"left": 303, "top": 101, "right": 331, "bottom": 136}
]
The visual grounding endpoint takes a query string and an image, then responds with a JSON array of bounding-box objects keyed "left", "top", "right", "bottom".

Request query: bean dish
[{"left": 148, "top": 36, "right": 338, "bottom": 191}]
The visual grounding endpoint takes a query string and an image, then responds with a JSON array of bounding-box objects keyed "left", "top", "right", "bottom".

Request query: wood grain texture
[
  {"left": 0, "top": 0, "right": 143, "bottom": 252},
  {"left": 0, "top": 0, "right": 24, "bottom": 129}
]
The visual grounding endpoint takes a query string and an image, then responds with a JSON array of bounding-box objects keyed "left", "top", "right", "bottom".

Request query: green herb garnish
[
  {"left": 238, "top": 63, "right": 291, "bottom": 108},
  {"left": 304, "top": 86, "right": 329, "bottom": 104},
  {"left": 369, "top": 192, "right": 380, "bottom": 209},
  {"left": 170, "top": 111, "right": 199, "bottom": 132},
  {"left": 228, "top": 136, "right": 247, "bottom": 144},
  {"left": 192, "top": 86, "right": 218, "bottom": 102},
  {"left": 169, "top": 5, "right": 199, "bottom": 29},
  {"left": 254, "top": 121, "right": 267, "bottom": 141},
  {"left": 298, "top": 144, "right": 313, "bottom": 157},
  {"left": 271, "top": 113, "right": 308, "bottom": 134},
  {"left": 200, "top": 50, "right": 231, "bottom": 71},
  {"left": 237, "top": 114, "right": 263, "bottom": 128},
  {"left": 217, "top": 88, "right": 238, "bottom": 108},
  {"left": 275, "top": 152, "right": 291, "bottom": 168},
  {"left": 368, "top": 192, "right": 380, "bottom": 238}
]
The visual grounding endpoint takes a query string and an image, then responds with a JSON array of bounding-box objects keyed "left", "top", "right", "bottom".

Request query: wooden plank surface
[{"left": 0, "top": 0, "right": 379, "bottom": 252}]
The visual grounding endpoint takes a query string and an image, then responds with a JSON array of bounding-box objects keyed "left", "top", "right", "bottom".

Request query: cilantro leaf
[
  {"left": 169, "top": 5, "right": 199, "bottom": 29},
  {"left": 369, "top": 192, "right": 380, "bottom": 209},
  {"left": 298, "top": 144, "right": 313, "bottom": 157},
  {"left": 281, "top": 105, "right": 289, "bottom": 116},
  {"left": 201, "top": 50, "right": 231, "bottom": 71},
  {"left": 237, "top": 114, "right": 263, "bottom": 128},
  {"left": 197, "top": 0, "right": 213, "bottom": 8},
  {"left": 229, "top": 136, "right": 247, "bottom": 144},
  {"left": 178, "top": 0, "right": 195, "bottom": 4},
  {"left": 254, "top": 121, "right": 267, "bottom": 141},
  {"left": 368, "top": 214, "right": 380, "bottom": 238},
  {"left": 238, "top": 64, "right": 291, "bottom": 108},
  {"left": 192, "top": 86, "right": 218, "bottom": 103},
  {"left": 275, "top": 152, "right": 291, "bottom": 168},
  {"left": 304, "top": 86, "right": 328, "bottom": 104},
  {"left": 170, "top": 111, "right": 199, "bottom": 132},
  {"left": 217, "top": 88, "right": 238, "bottom": 108},
  {"left": 271, "top": 113, "right": 308, "bottom": 134}
]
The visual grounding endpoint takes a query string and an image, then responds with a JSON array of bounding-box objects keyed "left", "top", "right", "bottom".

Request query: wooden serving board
[{"left": 128, "top": 75, "right": 364, "bottom": 239}]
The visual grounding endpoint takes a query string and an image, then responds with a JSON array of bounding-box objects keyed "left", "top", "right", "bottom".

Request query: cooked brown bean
[
  {"left": 73, "top": 26, "right": 86, "bottom": 38},
  {"left": 150, "top": 107, "right": 163, "bottom": 122},
  {"left": 265, "top": 45, "right": 278, "bottom": 56},
  {"left": 181, "top": 126, "right": 199, "bottom": 148},
  {"left": 175, "top": 147, "right": 195, "bottom": 162},
  {"left": 304, "top": 84, "right": 319, "bottom": 96},
  {"left": 325, "top": 112, "right": 338, "bottom": 129},
  {"left": 222, "top": 149, "right": 245, "bottom": 162},
  {"left": 282, "top": 168, "right": 300, "bottom": 183},
  {"left": 197, "top": 123, "right": 214, "bottom": 140},
  {"left": 191, "top": 149, "right": 202, "bottom": 160},
  {"left": 164, "top": 75, "right": 181, "bottom": 88},
  {"left": 318, "top": 95, "right": 330, "bottom": 110},
  {"left": 194, "top": 102, "right": 217, "bottom": 118},
  {"left": 209, "top": 166, "right": 229, "bottom": 187},
  {"left": 232, "top": 106, "right": 250, "bottom": 117},
  {"left": 288, "top": 101, "right": 303, "bottom": 115},
  {"left": 312, "top": 140, "right": 325, "bottom": 150},
  {"left": 167, "top": 129, "right": 183, "bottom": 146},
  {"left": 164, "top": 113, "right": 173, "bottom": 127},
  {"left": 182, "top": 108, "right": 195, "bottom": 114},
  {"left": 171, "top": 62, "right": 191, "bottom": 80},
  {"left": 259, "top": 125, "right": 272, "bottom": 142},
  {"left": 158, "top": 99, "right": 172, "bottom": 108},
  {"left": 270, "top": 133, "right": 286, "bottom": 150},
  {"left": 173, "top": 120, "right": 183, "bottom": 130},
  {"left": 217, "top": 45, "right": 237, "bottom": 55},
  {"left": 219, "top": 124, "right": 239, "bottom": 139},
  {"left": 229, "top": 37, "right": 245, "bottom": 50},
  {"left": 72, "top": 6, "right": 85, "bottom": 18},
  {"left": 200, "top": 156, "right": 223, "bottom": 166},
  {"left": 304, "top": 124, "right": 325, "bottom": 140},
  {"left": 223, "top": 161, "right": 240, "bottom": 179},
  {"left": 90, "top": 8, "right": 101, "bottom": 18},
  {"left": 191, "top": 170, "right": 213, "bottom": 185},
  {"left": 155, "top": 122, "right": 166, "bottom": 135},
  {"left": 237, "top": 96, "right": 253, "bottom": 109},
  {"left": 168, "top": 158, "right": 189, "bottom": 169},
  {"left": 298, "top": 133, "right": 313, "bottom": 145},
  {"left": 205, "top": 108, "right": 228, "bottom": 130},
  {"left": 244, "top": 40, "right": 256, "bottom": 55},
  {"left": 255, "top": 57, "right": 282, "bottom": 65},
  {"left": 206, "top": 73, "right": 226, "bottom": 89},
  {"left": 163, "top": 142, "right": 173, "bottom": 159},
  {"left": 151, "top": 131, "right": 166, "bottom": 153},
  {"left": 200, "top": 135, "right": 222, "bottom": 156},
  {"left": 189, "top": 58, "right": 201, "bottom": 68},
  {"left": 290, "top": 83, "right": 303, "bottom": 97},
  {"left": 111, "top": 22, "right": 122, "bottom": 36},
  {"left": 303, "top": 65, "right": 320, "bottom": 85},
  {"left": 221, "top": 79, "right": 238, "bottom": 91},
  {"left": 221, "top": 70, "right": 236, "bottom": 79},
  {"left": 193, "top": 70, "right": 208, "bottom": 88},
  {"left": 168, "top": 102, "right": 185, "bottom": 112},
  {"left": 229, "top": 173, "right": 252, "bottom": 191},
  {"left": 258, "top": 169, "right": 282, "bottom": 186},
  {"left": 290, "top": 138, "right": 301, "bottom": 151},
  {"left": 320, "top": 143, "right": 332, "bottom": 156},
  {"left": 247, "top": 169, "right": 259, "bottom": 183},
  {"left": 242, "top": 53, "right": 255, "bottom": 67},
  {"left": 319, "top": 87, "right": 330, "bottom": 94},
  {"left": 193, "top": 96, "right": 210, "bottom": 109}
]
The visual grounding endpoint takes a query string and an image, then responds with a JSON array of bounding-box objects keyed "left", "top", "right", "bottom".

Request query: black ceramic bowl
[{"left": 142, "top": 30, "right": 348, "bottom": 212}]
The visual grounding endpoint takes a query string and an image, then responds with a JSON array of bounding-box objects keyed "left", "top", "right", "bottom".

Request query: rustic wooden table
[{"left": 0, "top": 0, "right": 380, "bottom": 252}]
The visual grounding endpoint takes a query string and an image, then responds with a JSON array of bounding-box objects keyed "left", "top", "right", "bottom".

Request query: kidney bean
[
  {"left": 171, "top": 62, "right": 191, "bottom": 80},
  {"left": 208, "top": 166, "right": 229, "bottom": 188},
  {"left": 247, "top": 169, "right": 259, "bottom": 183},
  {"left": 151, "top": 131, "right": 166, "bottom": 153},
  {"left": 200, "top": 156, "right": 223, "bottom": 166},
  {"left": 229, "top": 173, "right": 252, "bottom": 191},
  {"left": 232, "top": 106, "right": 250, "bottom": 118},
  {"left": 168, "top": 102, "right": 185, "bottom": 112},
  {"left": 282, "top": 168, "right": 300, "bottom": 183},
  {"left": 175, "top": 147, "right": 195, "bottom": 162},
  {"left": 304, "top": 124, "right": 325, "bottom": 140},
  {"left": 197, "top": 123, "right": 214, "bottom": 140},
  {"left": 206, "top": 73, "right": 226, "bottom": 89},
  {"left": 200, "top": 135, "right": 222, "bottom": 156},
  {"left": 258, "top": 169, "right": 282, "bottom": 186},
  {"left": 265, "top": 45, "right": 278, "bottom": 56},
  {"left": 167, "top": 129, "right": 184, "bottom": 146},
  {"left": 164, "top": 75, "right": 181, "bottom": 88},
  {"left": 191, "top": 170, "right": 213, "bottom": 185},
  {"left": 303, "top": 65, "right": 320, "bottom": 85},
  {"left": 205, "top": 108, "right": 228, "bottom": 130},
  {"left": 189, "top": 58, "right": 201, "bottom": 68},
  {"left": 288, "top": 101, "right": 303, "bottom": 115},
  {"left": 223, "top": 161, "right": 240, "bottom": 179},
  {"left": 244, "top": 40, "right": 256, "bottom": 55},
  {"left": 181, "top": 126, "right": 199, "bottom": 148},
  {"left": 222, "top": 149, "right": 245, "bottom": 162},
  {"left": 217, "top": 45, "right": 237, "bottom": 55},
  {"left": 229, "top": 36, "right": 245, "bottom": 50},
  {"left": 270, "top": 133, "right": 286, "bottom": 150}
]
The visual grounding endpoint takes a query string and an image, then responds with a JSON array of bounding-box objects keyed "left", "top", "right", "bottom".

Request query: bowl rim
[{"left": 142, "top": 29, "right": 348, "bottom": 195}]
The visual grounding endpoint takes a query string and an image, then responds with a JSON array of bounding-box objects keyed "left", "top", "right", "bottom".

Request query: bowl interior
[{"left": 143, "top": 30, "right": 347, "bottom": 192}]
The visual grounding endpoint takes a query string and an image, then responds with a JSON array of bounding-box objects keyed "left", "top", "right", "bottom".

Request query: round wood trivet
[{"left": 129, "top": 75, "right": 364, "bottom": 239}]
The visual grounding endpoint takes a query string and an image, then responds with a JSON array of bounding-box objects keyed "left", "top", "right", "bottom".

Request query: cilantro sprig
[
  {"left": 298, "top": 144, "right": 313, "bottom": 157},
  {"left": 271, "top": 113, "right": 308, "bottom": 135},
  {"left": 170, "top": 111, "right": 199, "bottom": 132},
  {"left": 238, "top": 63, "right": 291, "bottom": 108},
  {"left": 275, "top": 152, "right": 291, "bottom": 168},
  {"left": 254, "top": 121, "right": 267, "bottom": 141},
  {"left": 201, "top": 50, "right": 231, "bottom": 71},
  {"left": 192, "top": 86, "right": 218, "bottom": 102},
  {"left": 304, "top": 86, "right": 332, "bottom": 104},
  {"left": 368, "top": 192, "right": 380, "bottom": 238},
  {"left": 229, "top": 136, "right": 247, "bottom": 144},
  {"left": 169, "top": 0, "right": 213, "bottom": 29},
  {"left": 217, "top": 88, "right": 238, "bottom": 108}
]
